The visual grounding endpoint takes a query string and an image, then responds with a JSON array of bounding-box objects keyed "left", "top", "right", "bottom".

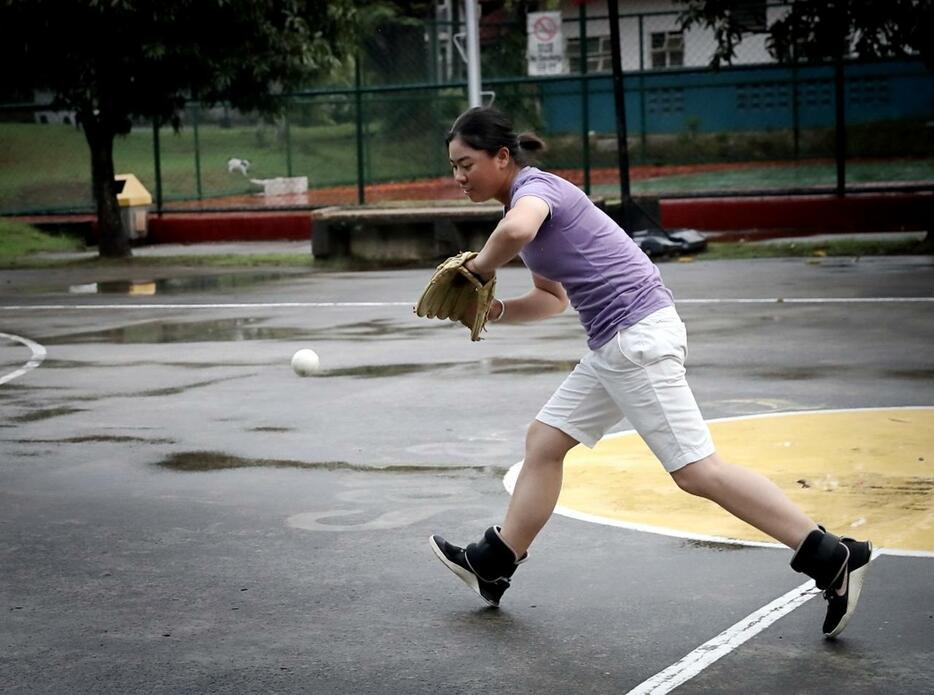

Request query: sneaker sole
[
  {"left": 824, "top": 542, "right": 873, "bottom": 639},
  {"left": 428, "top": 536, "right": 499, "bottom": 607}
]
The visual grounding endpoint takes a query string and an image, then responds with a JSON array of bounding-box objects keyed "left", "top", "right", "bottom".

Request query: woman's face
[{"left": 448, "top": 136, "right": 512, "bottom": 203}]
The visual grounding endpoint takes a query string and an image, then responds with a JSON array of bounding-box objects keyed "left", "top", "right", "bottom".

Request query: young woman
[{"left": 428, "top": 106, "right": 872, "bottom": 639}]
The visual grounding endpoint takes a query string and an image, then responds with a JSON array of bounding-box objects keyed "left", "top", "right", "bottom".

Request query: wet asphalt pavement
[{"left": 1, "top": 255, "right": 933, "bottom": 694}]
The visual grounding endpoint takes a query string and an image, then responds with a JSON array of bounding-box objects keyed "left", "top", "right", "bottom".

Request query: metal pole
[
  {"left": 834, "top": 59, "right": 846, "bottom": 196},
  {"left": 284, "top": 107, "right": 293, "bottom": 177},
  {"left": 464, "top": 0, "right": 482, "bottom": 107},
  {"left": 638, "top": 14, "right": 647, "bottom": 162},
  {"left": 580, "top": 3, "right": 591, "bottom": 195},
  {"left": 834, "top": 4, "right": 846, "bottom": 196},
  {"left": 152, "top": 118, "right": 163, "bottom": 213},
  {"left": 607, "top": 0, "right": 631, "bottom": 203},
  {"left": 192, "top": 102, "right": 203, "bottom": 201},
  {"left": 355, "top": 56, "right": 366, "bottom": 205}
]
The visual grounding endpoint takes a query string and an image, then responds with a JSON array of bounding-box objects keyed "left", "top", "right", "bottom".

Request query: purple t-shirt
[{"left": 510, "top": 167, "right": 673, "bottom": 350}]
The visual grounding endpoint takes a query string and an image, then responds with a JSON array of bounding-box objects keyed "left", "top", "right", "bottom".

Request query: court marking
[
  {"left": 0, "top": 332, "right": 47, "bottom": 385},
  {"left": 504, "top": 406, "right": 934, "bottom": 556},
  {"left": 0, "top": 296, "right": 932, "bottom": 311},
  {"left": 626, "top": 579, "right": 820, "bottom": 695},
  {"left": 504, "top": 407, "right": 929, "bottom": 693}
]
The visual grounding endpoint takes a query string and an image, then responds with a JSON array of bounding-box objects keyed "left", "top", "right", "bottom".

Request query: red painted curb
[
  {"left": 660, "top": 192, "right": 933, "bottom": 234},
  {"left": 147, "top": 212, "right": 312, "bottom": 244}
]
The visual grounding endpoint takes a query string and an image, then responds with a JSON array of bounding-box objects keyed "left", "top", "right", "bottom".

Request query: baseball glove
[{"left": 415, "top": 251, "right": 497, "bottom": 341}]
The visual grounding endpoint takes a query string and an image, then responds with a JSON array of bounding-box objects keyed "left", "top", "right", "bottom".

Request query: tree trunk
[{"left": 82, "top": 112, "right": 131, "bottom": 258}]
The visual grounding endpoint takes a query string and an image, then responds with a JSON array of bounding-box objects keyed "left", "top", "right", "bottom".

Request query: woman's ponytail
[{"left": 447, "top": 107, "right": 548, "bottom": 166}]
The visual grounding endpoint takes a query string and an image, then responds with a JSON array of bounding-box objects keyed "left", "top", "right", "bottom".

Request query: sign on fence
[{"left": 527, "top": 11, "right": 567, "bottom": 76}]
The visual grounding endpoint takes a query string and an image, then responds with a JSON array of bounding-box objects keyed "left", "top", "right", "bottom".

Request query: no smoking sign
[
  {"left": 527, "top": 11, "right": 566, "bottom": 75},
  {"left": 532, "top": 15, "right": 559, "bottom": 43}
]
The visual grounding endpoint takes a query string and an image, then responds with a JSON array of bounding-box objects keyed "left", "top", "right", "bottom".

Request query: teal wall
[{"left": 541, "top": 60, "right": 934, "bottom": 134}]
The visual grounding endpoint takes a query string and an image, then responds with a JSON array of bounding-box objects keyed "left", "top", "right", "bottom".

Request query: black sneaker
[
  {"left": 429, "top": 535, "right": 511, "bottom": 607},
  {"left": 822, "top": 538, "right": 873, "bottom": 638}
]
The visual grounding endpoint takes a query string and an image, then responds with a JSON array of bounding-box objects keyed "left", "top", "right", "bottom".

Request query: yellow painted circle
[{"left": 557, "top": 408, "right": 934, "bottom": 552}]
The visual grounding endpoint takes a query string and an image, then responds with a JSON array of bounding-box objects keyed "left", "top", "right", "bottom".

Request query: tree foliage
[
  {"left": 0, "top": 0, "right": 359, "bottom": 256},
  {"left": 676, "top": 0, "right": 933, "bottom": 70}
]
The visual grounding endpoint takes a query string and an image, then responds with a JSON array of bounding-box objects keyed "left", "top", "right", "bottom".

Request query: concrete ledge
[{"left": 311, "top": 204, "right": 504, "bottom": 260}]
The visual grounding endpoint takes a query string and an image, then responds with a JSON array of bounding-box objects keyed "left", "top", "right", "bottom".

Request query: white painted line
[
  {"left": 625, "top": 580, "right": 821, "bottom": 695},
  {"left": 0, "top": 332, "right": 47, "bottom": 385},
  {"left": 0, "top": 297, "right": 931, "bottom": 311},
  {"left": 0, "top": 301, "right": 415, "bottom": 311},
  {"left": 625, "top": 548, "right": 885, "bottom": 695},
  {"left": 677, "top": 297, "right": 934, "bottom": 304}
]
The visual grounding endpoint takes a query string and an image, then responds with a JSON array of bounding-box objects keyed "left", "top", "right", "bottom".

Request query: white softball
[{"left": 291, "top": 348, "right": 320, "bottom": 376}]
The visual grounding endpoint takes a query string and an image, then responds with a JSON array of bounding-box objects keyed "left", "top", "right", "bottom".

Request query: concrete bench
[
  {"left": 311, "top": 197, "right": 608, "bottom": 261},
  {"left": 311, "top": 204, "right": 504, "bottom": 261}
]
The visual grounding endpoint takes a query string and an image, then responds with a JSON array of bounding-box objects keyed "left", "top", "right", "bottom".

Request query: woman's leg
[
  {"left": 499, "top": 420, "right": 579, "bottom": 557},
  {"left": 670, "top": 451, "right": 818, "bottom": 549}
]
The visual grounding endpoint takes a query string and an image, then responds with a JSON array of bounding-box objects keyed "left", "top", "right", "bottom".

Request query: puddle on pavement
[
  {"left": 9, "top": 406, "right": 85, "bottom": 423},
  {"left": 65, "top": 272, "right": 299, "bottom": 296},
  {"left": 323, "top": 363, "right": 447, "bottom": 378},
  {"left": 41, "top": 318, "right": 422, "bottom": 345},
  {"left": 40, "top": 359, "right": 262, "bottom": 370},
  {"left": 756, "top": 366, "right": 934, "bottom": 381},
  {"left": 42, "top": 318, "right": 309, "bottom": 345},
  {"left": 39, "top": 314, "right": 578, "bottom": 347},
  {"left": 157, "top": 451, "right": 508, "bottom": 476},
  {"left": 487, "top": 358, "right": 579, "bottom": 374},
  {"left": 313, "top": 358, "right": 578, "bottom": 378},
  {"left": 130, "top": 375, "right": 253, "bottom": 397},
  {"left": 9, "top": 434, "right": 175, "bottom": 444}
]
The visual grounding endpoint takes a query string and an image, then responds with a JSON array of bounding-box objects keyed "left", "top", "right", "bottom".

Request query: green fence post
[
  {"left": 284, "top": 103, "right": 293, "bottom": 177},
  {"left": 153, "top": 118, "right": 163, "bottom": 213},
  {"left": 638, "top": 14, "right": 647, "bottom": 163},
  {"left": 607, "top": 0, "right": 632, "bottom": 202},
  {"left": 580, "top": 3, "right": 591, "bottom": 195},
  {"left": 791, "top": 15, "right": 800, "bottom": 162},
  {"left": 192, "top": 101, "right": 203, "bottom": 201},
  {"left": 428, "top": 18, "right": 439, "bottom": 84},
  {"left": 835, "top": 59, "right": 846, "bottom": 196},
  {"left": 355, "top": 55, "right": 366, "bottom": 205},
  {"left": 791, "top": 65, "right": 800, "bottom": 161}
]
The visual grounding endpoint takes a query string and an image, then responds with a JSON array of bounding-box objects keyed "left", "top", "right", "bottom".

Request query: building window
[
  {"left": 567, "top": 35, "right": 613, "bottom": 73},
  {"left": 650, "top": 31, "right": 684, "bottom": 69}
]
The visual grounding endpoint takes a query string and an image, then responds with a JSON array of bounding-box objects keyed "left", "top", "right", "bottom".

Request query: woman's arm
[
  {"left": 466, "top": 196, "right": 550, "bottom": 277},
  {"left": 489, "top": 273, "right": 569, "bottom": 324},
  {"left": 462, "top": 194, "right": 566, "bottom": 323}
]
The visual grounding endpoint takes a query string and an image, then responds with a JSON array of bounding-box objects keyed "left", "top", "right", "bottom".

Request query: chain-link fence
[{"left": 2, "top": 2, "right": 932, "bottom": 216}]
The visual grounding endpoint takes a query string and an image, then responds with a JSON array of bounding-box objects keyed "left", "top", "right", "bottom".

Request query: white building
[{"left": 559, "top": 0, "right": 788, "bottom": 73}]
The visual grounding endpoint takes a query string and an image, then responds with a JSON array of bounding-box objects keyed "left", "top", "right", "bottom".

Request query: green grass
[
  {"left": 3, "top": 119, "right": 932, "bottom": 214},
  {"left": 697, "top": 236, "right": 931, "bottom": 260},
  {"left": 591, "top": 160, "right": 934, "bottom": 196},
  {"left": 0, "top": 218, "right": 85, "bottom": 265},
  {"left": 0, "top": 120, "right": 451, "bottom": 213}
]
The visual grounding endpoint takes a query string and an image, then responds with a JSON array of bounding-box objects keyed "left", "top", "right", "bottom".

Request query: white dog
[{"left": 227, "top": 157, "right": 250, "bottom": 176}]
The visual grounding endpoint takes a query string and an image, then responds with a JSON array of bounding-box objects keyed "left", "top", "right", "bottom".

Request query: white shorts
[{"left": 536, "top": 306, "right": 715, "bottom": 472}]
